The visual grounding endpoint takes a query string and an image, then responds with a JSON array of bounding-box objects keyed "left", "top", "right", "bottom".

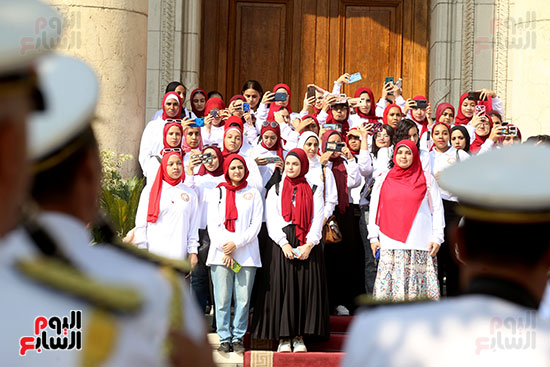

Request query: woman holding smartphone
[{"left": 206, "top": 154, "right": 263, "bottom": 354}]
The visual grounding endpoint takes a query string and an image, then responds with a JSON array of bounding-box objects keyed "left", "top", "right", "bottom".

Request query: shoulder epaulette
[
  {"left": 106, "top": 241, "right": 192, "bottom": 274},
  {"left": 355, "top": 294, "right": 433, "bottom": 308},
  {"left": 16, "top": 257, "right": 142, "bottom": 314}
]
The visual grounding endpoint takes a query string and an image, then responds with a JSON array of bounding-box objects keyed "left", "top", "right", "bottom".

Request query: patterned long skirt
[{"left": 373, "top": 249, "right": 440, "bottom": 301}]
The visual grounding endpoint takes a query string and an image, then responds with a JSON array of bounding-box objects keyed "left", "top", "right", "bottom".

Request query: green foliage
[{"left": 98, "top": 151, "right": 144, "bottom": 238}]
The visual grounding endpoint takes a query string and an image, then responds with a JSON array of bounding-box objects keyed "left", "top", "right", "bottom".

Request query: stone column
[
  {"left": 46, "top": 0, "right": 148, "bottom": 176},
  {"left": 180, "top": 0, "right": 202, "bottom": 95},
  {"left": 505, "top": 0, "right": 550, "bottom": 137}
]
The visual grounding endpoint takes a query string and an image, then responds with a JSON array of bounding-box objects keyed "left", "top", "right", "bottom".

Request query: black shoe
[
  {"left": 217, "top": 342, "right": 232, "bottom": 353},
  {"left": 232, "top": 340, "right": 245, "bottom": 354}
]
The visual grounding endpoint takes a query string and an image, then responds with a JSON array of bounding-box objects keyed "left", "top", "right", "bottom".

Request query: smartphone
[
  {"left": 329, "top": 94, "right": 348, "bottom": 105},
  {"left": 384, "top": 76, "right": 394, "bottom": 85},
  {"left": 223, "top": 256, "right": 242, "bottom": 273},
  {"left": 501, "top": 121, "right": 510, "bottom": 126},
  {"left": 198, "top": 152, "right": 213, "bottom": 164},
  {"left": 414, "top": 99, "right": 428, "bottom": 109},
  {"left": 242, "top": 102, "right": 250, "bottom": 112},
  {"left": 325, "top": 141, "right": 346, "bottom": 152},
  {"left": 348, "top": 72, "right": 362, "bottom": 84},
  {"left": 193, "top": 117, "right": 204, "bottom": 127},
  {"left": 370, "top": 122, "right": 384, "bottom": 135},
  {"left": 263, "top": 156, "right": 281, "bottom": 164},
  {"left": 273, "top": 92, "right": 287, "bottom": 102},
  {"left": 209, "top": 109, "right": 219, "bottom": 118},
  {"left": 475, "top": 104, "right": 486, "bottom": 115},
  {"left": 501, "top": 125, "right": 518, "bottom": 137},
  {"left": 307, "top": 86, "right": 316, "bottom": 99},
  {"left": 293, "top": 247, "right": 301, "bottom": 259},
  {"left": 375, "top": 248, "right": 380, "bottom": 260},
  {"left": 322, "top": 123, "right": 342, "bottom": 132},
  {"left": 468, "top": 91, "right": 487, "bottom": 101}
]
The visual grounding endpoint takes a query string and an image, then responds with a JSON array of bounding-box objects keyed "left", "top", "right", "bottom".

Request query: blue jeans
[
  {"left": 360, "top": 206, "right": 377, "bottom": 294},
  {"left": 210, "top": 265, "right": 256, "bottom": 343}
]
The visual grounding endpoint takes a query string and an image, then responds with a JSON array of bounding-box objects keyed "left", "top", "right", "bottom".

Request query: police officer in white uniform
[{"left": 343, "top": 144, "right": 550, "bottom": 367}]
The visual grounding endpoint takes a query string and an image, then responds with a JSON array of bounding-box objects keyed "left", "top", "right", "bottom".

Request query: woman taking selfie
[
  {"left": 368, "top": 140, "right": 444, "bottom": 301},
  {"left": 206, "top": 154, "right": 263, "bottom": 354}
]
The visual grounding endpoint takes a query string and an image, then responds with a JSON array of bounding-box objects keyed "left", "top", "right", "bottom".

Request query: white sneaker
[
  {"left": 277, "top": 339, "right": 292, "bottom": 353},
  {"left": 292, "top": 336, "right": 307, "bottom": 352},
  {"left": 336, "top": 305, "right": 350, "bottom": 316}
]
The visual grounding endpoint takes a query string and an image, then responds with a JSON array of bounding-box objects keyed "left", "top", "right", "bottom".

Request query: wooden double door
[{"left": 200, "top": 0, "right": 429, "bottom": 112}]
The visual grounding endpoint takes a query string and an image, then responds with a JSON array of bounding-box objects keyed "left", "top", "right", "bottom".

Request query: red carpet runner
[{"left": 243, "top": 316, "right": 352, "bottom": 367}]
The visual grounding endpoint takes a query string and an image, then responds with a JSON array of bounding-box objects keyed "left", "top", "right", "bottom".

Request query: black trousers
[{"left": 437, "top": 199, "right": 462, "bottom": 297}]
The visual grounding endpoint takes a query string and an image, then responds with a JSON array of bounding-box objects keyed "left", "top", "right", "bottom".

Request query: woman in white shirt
[
  {"left": 251, "top": 148, "right": 329, "bottom": 353},
  {"left": 430, "top": 122, "right": 470, "bottom": 296},
  {"left": 134, "top": 151, "right": 200, "bottom": 265},
  {"left": 369, "top": 139, "right": 445, "bottom": 301},
  {"left": 206, "top": 153, "right": 263, "bottom": 354}
]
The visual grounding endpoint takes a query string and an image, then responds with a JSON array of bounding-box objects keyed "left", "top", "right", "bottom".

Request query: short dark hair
[
  {"left": 31, "top": 126, "right": 98, "bottom": 203},
  {"left": 165, "top": 81, "right": 185, "bottom": 95},
  {"left": 461, "top": 218, "right": 550, "bottom": 267},
  {"left": 207, "top": 90, "right": 224, "bottom": 100},
  {"left": 241, "top": 80, "right": 264, "bottom": 96}
]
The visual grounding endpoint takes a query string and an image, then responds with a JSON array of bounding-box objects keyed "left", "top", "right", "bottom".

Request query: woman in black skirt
[{"left": 250, "top": 148, "right": 329, "bottom": 353}]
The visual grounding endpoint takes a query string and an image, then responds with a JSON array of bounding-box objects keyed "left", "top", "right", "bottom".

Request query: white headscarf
[{"left": 297, "top": 131, "right": 321, "bottom": 168}]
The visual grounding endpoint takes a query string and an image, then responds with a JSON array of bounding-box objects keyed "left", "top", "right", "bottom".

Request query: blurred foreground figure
[{"left": 344, "top": 144, "right": 550, "bottom": 367}]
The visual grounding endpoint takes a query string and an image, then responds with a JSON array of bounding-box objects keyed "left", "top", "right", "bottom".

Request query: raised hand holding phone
[
  {"left": 261, "top": 91, "right": 275, "bottom": 105},
  {"left": 336, "top": 73, "right": 351, "bottom": 85}
]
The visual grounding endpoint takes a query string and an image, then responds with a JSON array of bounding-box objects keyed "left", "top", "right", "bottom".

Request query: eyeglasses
[
  {"left": 262, "top": 121, "right": 278, "bottom": 128},
  {"left": 166, "top": 119, "right": 182, "bottom": 123},
  {"left": 162, "top": 148, "right": 182, "bottom": 154}
]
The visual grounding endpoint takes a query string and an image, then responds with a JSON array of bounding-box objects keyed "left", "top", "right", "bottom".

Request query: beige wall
[
  {"left": 46, "top": 0, "right": 149, "bottom": 176},
  {"left": 506, "top": 0, "right": 550, "bottom": 139}
]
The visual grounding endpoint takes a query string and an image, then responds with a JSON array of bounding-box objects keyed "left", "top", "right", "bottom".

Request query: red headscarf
[
  {"left": 429, "top": 121, "right": 451, "bottom": 152},
  {"left": 229, "top": 94, "right": 245, "bottom": 105},
  {"left": 435, "top": 103, "right": 455, "bottom": 123},
  {"left": 204, "top": 97, "right": 226, "bottom": 117},
  {"left": 181, "top": 125, "right": 203, "bottom": 153},
  {"left": 346, "top": 128, "right": 361, "bottom": 155},
  {"left": 163, "top": 122, "right": 183, "bottom": 149},
  {"left": 411, "top": 95, "right": 430, "bottom": 137},
  {"left": 455, "top": 92, "right": 493, "bottom": 125},
  {"left": 325, "top": 105, "right": 351, "bottom": 135},
  {"left": 190, "top": 88, "right": 207, "bottom": 118},
  {"left": 353, "top": 87, "right": 378, "bottom": 121},
  {"left": 260, "top": 122, "right": 284, "bottom": 160},
  {"left": 376, "top": 140, "right": 427, "bottom": 242},
  {"left": 147, "top": 151, "right": 184, "bottom": 223},
  {"left": 321, "top": 130, "right": 349, "bottom": 214},
  {"left": 470, "top": 115, "right": 493, "bottom": 153},
  {"left": 281, "top": 148, "right": 313, "bottom": 245},
  {"left": 161, "top": 92, "right": 183, "bottom": 121},
  {"left": 198, "top": 146, "right": 224, "bottom": 177},
  {"left": 267, "top": 83, "right": 292, "bottom": 121},
  {"left": 301, "top": 114, "right": 320, "bottom": 132},
  {"left": 222, "top": 116, "right": 244, "bottom": 158},
  {"left": 382, "top": 104, "right": 402, "bottom": 126},
  {"left": 217, "top": 154, "right": 249, "bottom": 232}
]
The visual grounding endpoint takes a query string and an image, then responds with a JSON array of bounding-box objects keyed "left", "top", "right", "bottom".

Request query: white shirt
[
  {"left": 429, "top": 146, "right": 470, "bottom": 201},
  {"left": 187, "top": 173, "right": 225, "bottom": 230},
  {"left": 265, "top": 177, "right": 325, "bottom": 247},
  {"left": 343, "top": 295, "right": 550, "bottom": 367},
  {"left": 206, "top": 185, "right": 263, "bottom": 267},
  {"left": 139, "top": 116, "right": 166, "bottom": 178},
  {"left": 306, "top": 159, "right": 338, "bottom": 221},
  {"left": 152, "top": 106, "right": 196, "bottom": 121},
  {"left": 375, "top": 95, "right": 406, "bottom": 117},
  {"left": 201, "top": 124, "right": 224, "bottom": 147},
  {"left": 350, "top": 150, "right": 374, "bottom": 205},
  {"left": 325, "top": 156, "right": 363, "bottom": 202},
  {"left": 540, "top": 282, "right": 550, "bottom": 320},
  {"left": 134, "top": 181, "right": 200, "bottom": 260},
  {"left": 368, "top": 171, "right": 445, "bottom": 250}
]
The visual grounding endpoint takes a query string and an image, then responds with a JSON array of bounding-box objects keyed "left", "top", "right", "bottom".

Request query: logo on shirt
[
  {"left": 181, "top": 193, "right": 190, "bottom": 202},
  {"left": 243, "top": 192, "right": 253, "bottom": 200},
  {"left": 19, "top": 310, "right": 82, "bottom": 356}
]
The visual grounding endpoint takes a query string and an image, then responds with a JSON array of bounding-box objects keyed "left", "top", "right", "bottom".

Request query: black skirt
[{"left": 250, "top": 224, "right": 330, "bottom": 340}]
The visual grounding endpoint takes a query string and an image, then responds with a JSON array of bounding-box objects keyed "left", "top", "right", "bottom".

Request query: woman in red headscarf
[
  {"left": 404, "top": 95, "right": 433, "bottom": 151},
  {"left": 143, "top": 120, "right": 183, "bottom": 179},
  {"left": 435, "top": 103, "right": 455, "bottom": 125},
  {"left": 206, "top": 153, "right": 263, "bottom": 354},
  {"left": 202, "top": 97, "right": 227, "bottom": 146},
  {"left": 319, "top": 129, "right": 363, "bottom": 315},
  {"left": 228, "top": 94, "right": 258, "bottom": 147},
  {"left": 188, "top": 145, "right": 225, "bottom": 313},
  {"left": 251, "top": 148, "right": 329, "bottom": 353},
  {"left": 255, "top": 83, "right": 301, "bottom": 132},
  {"left": 469, "top": 114, "right": 503, "bottom": 154},
  {"left": 134, "top": 151, "right": 200, "bottom": 264},
  {"left": 190, "top": 88, "right": 207, "bottom": 118},
  {"left": 382, "top": 104, "right": 403, "bottom": 130},
  {"left": 139, "top": 91, "right": 192, "bottom": 178},
  {"left": 349, "top": 87, "right": 381, "bottom": 128},
  {"left": 251, "top": 121, "right": 286, "bottom": 194},
  {"left": 501, "top": 124, "right": 522, "bottom": 146},
  {"left": 368, "top": 139, "right": 444, "bottom": 301}
]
